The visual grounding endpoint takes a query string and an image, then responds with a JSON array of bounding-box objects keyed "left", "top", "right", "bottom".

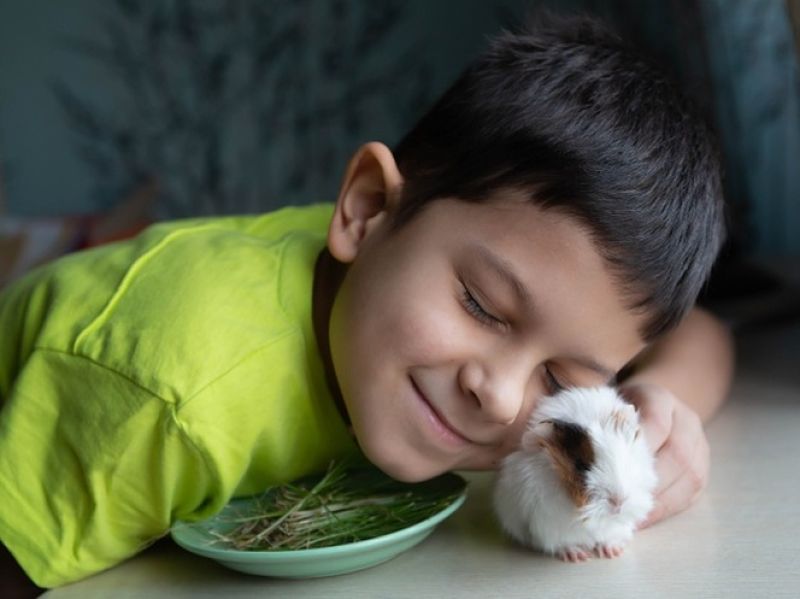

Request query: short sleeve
[{"left": 0, "top": 349, "right": 216, "bottom": 588}]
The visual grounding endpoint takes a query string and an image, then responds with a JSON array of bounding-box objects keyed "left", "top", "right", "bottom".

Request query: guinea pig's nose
[{"left": 608, "top": 495, "right": 625, "bottom": 514}]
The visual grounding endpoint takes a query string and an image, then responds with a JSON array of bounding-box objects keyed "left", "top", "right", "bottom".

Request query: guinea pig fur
[{"left": 493, "top": 386, "right": 657, "bottom": 562}]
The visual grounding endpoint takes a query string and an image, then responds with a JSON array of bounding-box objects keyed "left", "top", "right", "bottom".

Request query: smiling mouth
[{"left": 410, "top": 378, "right": 472, "bottom": 447}]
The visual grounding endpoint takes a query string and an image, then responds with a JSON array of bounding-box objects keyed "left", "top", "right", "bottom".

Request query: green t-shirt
[{"left": 0, "top": 203, "right": 356, "bottom": 587}]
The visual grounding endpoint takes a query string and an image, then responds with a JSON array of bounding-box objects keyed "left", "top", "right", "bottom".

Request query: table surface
[{"left": 44, "top": 321, "right": 800, "bottom": 599}]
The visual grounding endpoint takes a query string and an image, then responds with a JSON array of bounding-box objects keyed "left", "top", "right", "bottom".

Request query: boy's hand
[{"left": 619, "top": 382, "right": 710, "bottom": 528}]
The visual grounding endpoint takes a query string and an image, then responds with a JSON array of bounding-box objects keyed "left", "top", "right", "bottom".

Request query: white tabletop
[{"left": 45, "top": 321, "right": 800, "bottom": 599}]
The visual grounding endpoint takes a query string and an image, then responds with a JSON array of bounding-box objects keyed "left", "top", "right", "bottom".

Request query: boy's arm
[
  {"left": 622, "top": 306, "right": 735, "bottom": 422},
  {"left": 617, "top": 306, "right": 735, "bottom": 527}
]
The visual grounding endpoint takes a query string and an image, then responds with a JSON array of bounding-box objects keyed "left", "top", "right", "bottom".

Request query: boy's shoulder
[{"left": 6, "top": 202, "right": 334, "bottom": 401}]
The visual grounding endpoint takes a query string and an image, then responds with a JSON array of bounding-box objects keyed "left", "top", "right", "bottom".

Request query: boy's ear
[{"left": 328, "top": 141, "right": 404, "bottom": 263}]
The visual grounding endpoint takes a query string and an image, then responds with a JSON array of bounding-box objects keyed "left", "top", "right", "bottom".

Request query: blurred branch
[{"left": 54, "top": 0, "right": 433, "bottom": 217}]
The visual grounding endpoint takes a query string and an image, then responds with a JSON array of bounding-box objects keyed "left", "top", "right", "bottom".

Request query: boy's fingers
[
  {"left": 641, "top": 430, "right": 709, "bottom": 529},
  {"left": 659, "top": 405, "right": 708, "bottom": 491},
  {"left": 619, "top": 384, "right": 710, "bottom": 530},
  {"left": 639, "top": 467, "right": 704, "bottom": 529},
  {"left": 651, "top": 414, "right": 706, "bottom": 495},
  {"left": 652, "top": 444, "right": 684, "bottom": 496}
]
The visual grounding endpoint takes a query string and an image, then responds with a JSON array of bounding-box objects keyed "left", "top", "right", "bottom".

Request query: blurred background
[{"left": 0, "top": 0, "right": 798, "bottom": 326}]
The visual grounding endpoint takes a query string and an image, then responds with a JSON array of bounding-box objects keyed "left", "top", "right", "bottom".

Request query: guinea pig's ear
[
  {"left": 521, "top": 419, "right": 555, "bottom": 452},
  {"left": 621, "top": 403, "right": 643, "bottom": 440},
  {"left": 623, "top": 402, "right": 639, "bottom": 420}
]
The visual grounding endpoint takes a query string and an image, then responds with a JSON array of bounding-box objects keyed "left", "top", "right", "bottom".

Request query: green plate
[{"left": 170, "top": 473, "right": 467, "bottom": 578}]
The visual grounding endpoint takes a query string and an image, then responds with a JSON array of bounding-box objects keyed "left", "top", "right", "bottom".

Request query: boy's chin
[{"left": 360, "top": 444, "right": 444, "bottom": 483}]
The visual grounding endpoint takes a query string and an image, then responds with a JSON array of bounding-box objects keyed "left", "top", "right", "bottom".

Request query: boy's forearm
[{"left": 620, "top": 307, "right": 735, "bottom": 423}]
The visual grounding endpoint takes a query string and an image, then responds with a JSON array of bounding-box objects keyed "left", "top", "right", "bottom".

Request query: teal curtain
[{"left": 1, "top": 0, "right": 798, "bottom": 256}]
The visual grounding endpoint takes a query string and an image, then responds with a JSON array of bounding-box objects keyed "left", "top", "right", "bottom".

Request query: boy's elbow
[
  {"left": 691, "top": 305, "right": 736, "bottom": 416},
  {"left": 693, "top": 306, "right": 736, "bottom": 371}
]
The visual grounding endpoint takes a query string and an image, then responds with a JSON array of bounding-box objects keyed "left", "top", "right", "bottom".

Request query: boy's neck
[{"left": 312, "top": 248, "right": 351, "bottom": 428}]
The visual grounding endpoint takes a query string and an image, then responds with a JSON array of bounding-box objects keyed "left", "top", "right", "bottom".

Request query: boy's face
[
  {"left": 322, "top": 142, "right": 644, "bottom": 481},
  {"left": 325, "top": 145, "right": 647, "bottom": 483}
]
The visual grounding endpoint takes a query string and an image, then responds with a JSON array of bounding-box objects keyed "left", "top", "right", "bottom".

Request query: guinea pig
[{"left": 493, "top": 386, "right": 657, "bottom": 561}]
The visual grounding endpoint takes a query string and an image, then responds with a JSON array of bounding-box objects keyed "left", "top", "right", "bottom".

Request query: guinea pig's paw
[
  {"left": 594, "top": 542, "right": 625, "bottom": 559},
  {"left": 555, "top": 545, "right": 593, "bottom": 562}
]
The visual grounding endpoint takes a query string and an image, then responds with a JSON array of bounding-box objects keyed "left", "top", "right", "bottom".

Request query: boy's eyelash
[
  {"left": 544, "top": 367, "right": 566, "bottom": 394},
  {"left": 460, "top": 284, "right": 502, "bottom": 327},
  {"left": 460, "top": 281, "right": 566, "bottom": 393}
]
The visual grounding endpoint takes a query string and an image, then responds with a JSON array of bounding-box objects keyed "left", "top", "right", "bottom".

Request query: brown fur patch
[{"left": 539, "top": 421, "right": 595, "bottom": 507}]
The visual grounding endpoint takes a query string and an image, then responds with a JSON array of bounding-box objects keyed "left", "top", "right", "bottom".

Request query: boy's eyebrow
[
  {"left": 469, "top": 244, "right": 617, "bottom": 382},
  {"left": 470, "top": 244, "right": 534, "bottom": 311}
]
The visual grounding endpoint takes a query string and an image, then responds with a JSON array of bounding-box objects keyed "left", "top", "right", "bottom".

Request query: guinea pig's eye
[
  {"left": 550, "top": 421, "right": 594, "bottom": 475},
  {"left": 573, "top": 458, "right": 590, "bottom": 473},
  {"left": 606, "top": 493, "right": 625, "bottom": 513}
]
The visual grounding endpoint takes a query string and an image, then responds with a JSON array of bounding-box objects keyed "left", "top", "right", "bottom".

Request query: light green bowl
[{"left": 170, "top": 477, "right": 467, "bottom": 578}]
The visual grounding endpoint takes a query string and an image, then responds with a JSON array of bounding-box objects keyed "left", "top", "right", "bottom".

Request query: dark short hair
[{"left": 391, "top": 13, "right": 725, "bottom": 341}]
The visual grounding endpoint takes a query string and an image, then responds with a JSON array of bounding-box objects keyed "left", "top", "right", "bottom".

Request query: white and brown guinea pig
[{"left": 493, "top": 386, "right": 657, "bottom": 562}]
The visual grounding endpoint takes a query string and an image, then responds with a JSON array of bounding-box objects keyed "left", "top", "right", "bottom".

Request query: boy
[{"left": 1, "top": 14, "right": 733, "bottom": 593}]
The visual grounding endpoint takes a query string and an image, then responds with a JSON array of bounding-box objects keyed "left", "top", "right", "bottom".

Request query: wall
[
  {"left": 0, "top": 0, "right": 528, "bottom": 218},
  {"left": 700, "top": 0, "right": 800, "bottom": 256},
  {"left": 1, "top": 0, "right": 798, "bottom": 256}
]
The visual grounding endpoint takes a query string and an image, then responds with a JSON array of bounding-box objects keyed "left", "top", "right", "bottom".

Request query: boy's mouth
[{"left": 409, "top": 377, "right": 472, "bottom": 447}]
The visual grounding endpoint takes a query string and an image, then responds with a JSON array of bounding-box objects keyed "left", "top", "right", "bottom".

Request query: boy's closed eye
[
  {"left": 459, "top": 279, "right": 505, "bottom": 328},
  {"left": 457, "top": 278, "right": 568, "bottom": 395},
  {"left": 543, "top": 366, "right": 567, "bottom": 394}
]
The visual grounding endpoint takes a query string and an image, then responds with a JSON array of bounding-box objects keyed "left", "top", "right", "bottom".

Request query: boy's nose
[{"left": 457, "top": 358, "right": 529, "bottom": 425}]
